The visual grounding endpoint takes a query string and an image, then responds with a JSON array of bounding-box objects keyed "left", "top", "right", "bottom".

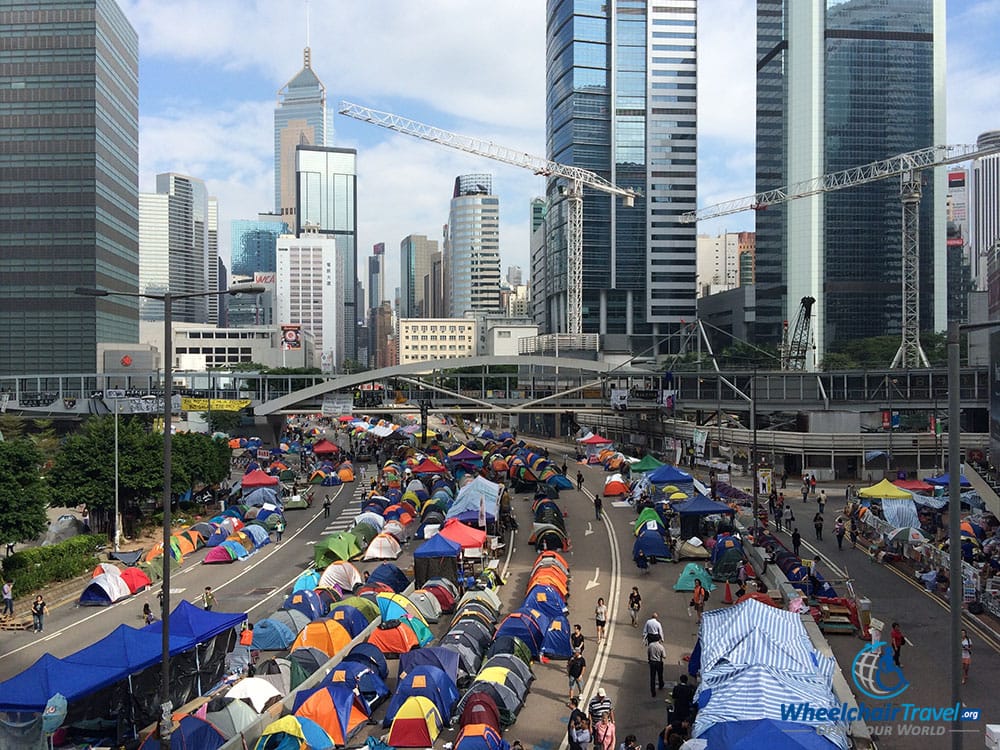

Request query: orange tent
[
  {"left": 338, "top": 466, "right": 355, "bottom": 483},
  {"left": 290, "top": 619, "right": 353, "bottom": 657},
  {"left": 367, "top": 620, "right": 420, "bottom": 654},
  {"left": 527, "top": 570, "right": 568, "bottom": 597},
  {"left": 535, "top": 550, "right": 569, "bottom": 571},
  {"left": 294, "top": 685, "right": 370, "bottom": 746},
  {"left": 171, "top": 533, "right": 196, "bottom": 557}
]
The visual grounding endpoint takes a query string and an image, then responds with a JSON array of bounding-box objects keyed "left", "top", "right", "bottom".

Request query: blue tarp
[
  {"left": 252, "top": 618, "right": 297, "bottom": 650},
  {"left": 142, "top": 600, "right": 246, "bottom": 650},
  {"left": 699, "top": 719, "right": 841, "bottom": 750},
  {"left": 924, "top": 473, "right": 971, "bottom": 487},
  {"left": 243, "top": 523, "right": 271, "bottom": 548},
  {"left": 413, "top": 533, "right": 462, "bottom": 559},
  {"left": 646, "top": 464, "right": 693, "bottom": 484}
]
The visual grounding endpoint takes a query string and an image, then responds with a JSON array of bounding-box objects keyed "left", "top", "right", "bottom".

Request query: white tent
[
  {"left": 363, "top": 533, "right": 403, "bottom": 561},
  {"left": 318, "top": 560, "right": 363, "bottom": 591}
]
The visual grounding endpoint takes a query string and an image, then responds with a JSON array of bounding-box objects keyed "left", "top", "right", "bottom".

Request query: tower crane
[
  {"left": 680, "top": 142, "right": 1000, "bottom": 369},
  {"left": 338, "top": 101, "right": 637, "bottom": 336},
  {"left": 780, "top": 296, "right": 816, "bottom": 371}
]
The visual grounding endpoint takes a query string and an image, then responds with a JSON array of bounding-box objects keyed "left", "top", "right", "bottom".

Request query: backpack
[{"left": 704, "top": 588, "right": 710, "bottom": 601}]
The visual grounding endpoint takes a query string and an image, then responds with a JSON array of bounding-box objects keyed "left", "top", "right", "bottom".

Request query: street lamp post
[
  {"left": 886, "top": 375, "right": 897, "bottom": 477},
  {"left": 113, "top": 396, "right": 120, "bottom": 552},
  {"left": 750, "top": 369, "right": 759, "bottom": 533},
  {"left": 75, "top": 283, "right": 263, "bottom": 748}
]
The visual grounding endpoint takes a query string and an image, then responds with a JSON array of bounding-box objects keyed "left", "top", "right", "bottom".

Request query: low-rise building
[
  {"left": 139, "top": 321, "right": 312, "bottom": 371},
  {"left": 398, "top": 318, "right": 477, "bottom": 364}
]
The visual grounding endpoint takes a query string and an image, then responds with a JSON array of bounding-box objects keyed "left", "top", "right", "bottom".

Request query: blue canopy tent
[
  {"left": 672, "top": 494, "right": 735, "bottom": 539},
  {"left": 413, "top": 533, "right": 461, "bottom": 587},
  {"left": 646, "top": 464, "right": 693, "bottom": 485},
  {"left": 382, "top": 665, "right": 459, "bottom": 727},
  {"left": 143, "top": 600, "right": 246, "bottom": 650},
  {"left": 699, "top": 719, "right": 841, "bottom": 750},
  {"left": 924, "top": 473, "right": 971, "bottom": 487},
  {"left": 0, "top": 653, "right": 129, "bottom": 712}
]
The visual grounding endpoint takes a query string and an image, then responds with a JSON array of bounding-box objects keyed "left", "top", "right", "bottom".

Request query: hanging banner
[
  {"left": 758, "top": 467, "right": 773, "bottom": 496},
  {"left": 610, "top": 388, "right": 629, "bottom": 411},
  {"left": 180, "top": 397, "right": 251, "bottom": 412},
  {"left": 692, "top": 428, "right": 708, "bottom": 457},
  {"left": 321, "top": 394, "right": 354, "bottom": 416},
  {"left": 281, "top": 324, "right": 302, "bottom": 350}
]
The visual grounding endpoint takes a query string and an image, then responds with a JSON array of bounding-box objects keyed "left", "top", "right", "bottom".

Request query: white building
[
  {"left": 276, "top": 229, "right": 345, "bottom": 372},
  {"left": 445, "top": 174, "right": 501, "bottom": 316},
  {"left": 139, "top": 321, "right": 312, "bottom": 371},
  {"left": 696, "top": 233, "right": 741, "bottom": 298},
  {"left": 974, "top": 131, "right": 1000, "bottom": 290},
  {"left": 397, "top": 318, "right": 477, "bottom": 364}
]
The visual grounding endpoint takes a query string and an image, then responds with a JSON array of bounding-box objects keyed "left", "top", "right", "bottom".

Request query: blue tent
[
  {"left": 220, "top": 539, "right": 250, "bottom": 560},
  {"left": 495, "top": 612, "right": 544, "bottom": 659},
  {"left": 138, "top": 715, "right": 226, "bottom": 750},
  {"left": 672, "top": 494, "right": 733, "bottom": 515},
  {"left": 344, "top": 643, "right": 390, "bottom": 680},
  {"left": 711, "top": 535, "right": 744, "bottom": 563},
  {"left": 205, "top": 527, "right": 229, "bottom": 547},
  {"left": 633, "top": 528, "right": 671, "bottom": 561},
  {"left": 446, "top": 476, "right": 502, "bottom": 524},
  {"left": 699, "top": 719, "right": 841, "bottom": 750},
  {"left": 924, "top": 472, "right": 971, "bottom": 487},
  {"left": 143, "top": 600, "right": 246, "bottom": 650},
  {"left": 413, "top": 533, "right": 462, "bottom": 558},
  {"left": 0, "top": 653, "right": 122, "bottom": 712},
  {"left": 547, "top": 473, "right": 574, "bottom": 490},
  {"left": 252, "top": 618, "right": 297, "bottom": 650},
  {"left": 647, "top": 464, "right": 693, "bottom": 484},
  {"left": 368, "top": 562, "right": 410, "bottom": 593},
  {"left": 523, "top": 585, "right": 566, "bottom": 619},
  {"left": 327, "top": 605, "right": 370, "bottom": 638},
  {"left": 244, "top": 486, "right": 279, "bottom": 507},
  {"left": 539, "top": 616, "right": 573, "bottom": 660},
  {"left": 243, "top": 524, "right": 271, "bottom": 548},
  {"left": 293, "top": 570, "right": 322, "bottom": 592},
  {"left": 319, "top": 660, "right": 390, "bottom": 712},
  {"left": 382, "top": 665, "right": 459, "bottom": 727},
  {"left": 283, "top": 590, "right": 327, "bottom": 620},
  {"left": 400, "top": 646, "right": 461, "bottom": 685}
]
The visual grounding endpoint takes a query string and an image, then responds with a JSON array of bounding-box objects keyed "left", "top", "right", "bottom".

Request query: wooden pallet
[{"left": 0, "top": 615, "right": 32, "bottom": 631}]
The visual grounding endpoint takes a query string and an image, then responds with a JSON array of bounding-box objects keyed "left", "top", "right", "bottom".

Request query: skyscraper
[
  {"left": 139, "top": 173, "right": 215, "bottom": 324},
  {"left": 0, "top": 0, "right": 139, "bottom": 375},
  {"left": 400, "top": 234, "right": 438, "bottom": 318},
  {"left": 973, "top": 131, "right": 1000, "bottom": 290},
  {"left": 295, "top": 145, "right": 358, "bottom": 360},
  {"left": 755, "top": 0, "right": 945, "bottom": 360},
  {"left": 274, "top": 47, "right": 327, "bottom": 227},
  {"left": 368, "top": 243, "right": 385, "bottom": 312},
  {"left": 444, "top": 175, "right": 501, "bottom": 316},
  {"left": 231, "top": 217, "right": 290, "bottom": 277},
  {"left": 541, "top": 1, "right": 697, "bottom": 346}
]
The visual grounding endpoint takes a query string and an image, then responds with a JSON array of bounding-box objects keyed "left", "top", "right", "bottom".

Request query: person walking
[
  {"left": 813, "top": 512, "right": 824, "bottom": 541},
  {"left": 323, "top": 497, "right": 331, "bottom": 518},
  {"left": 834, "top": 519, "right": 846, "bottom": 550},
  {"left": 848, "top": 519, "right": 859, "bottom": 549},
  {"left": 627, "top": 587, "right": 642, "bottom": 627},
  {"left": 809, "top": 475, "right": 817, "bottom": 495},
  {"left": 577, "top": 471, "right": 585, "bottom": 491},
  {"left": 783, "top": 504, "right": 794, "bottom": 532},
  {"left": 642, "top": 612, "right": 664, "bottom": 643},
  {"left": 587, "top": 687, "right": 614, "bottom": 725},
  {"left": 593, "top": 713, "right": 616, "bottom": 750},
  {"left": 691, "top": 581, "right": 707, "bottom": 624},
  {"left": 647, "top": 638, "right": 666, "bottom": 697},
  {"left": 202, "top": 586, "right": 217, "bottom": 611},
  {"left": 567, "top": 648, "right": 586, "bottom": 703},
  {"left": 31, "top": 595, "right": 46, "bottom": 633},
  {"left": 791, "top": 528, "right": 802, "bottom": 557},
  {"left": 800, "top": 482, "right": 809, "bottom": 503},
  {"left": 594, "top": 597, "right": 608, "bottom": 643},
  {"left": 275, "top": 519, "right": 285, "bottom": 542},
  {"left": 961, "top": 628, "right": 972, "bottom": 684},
  {"left": 817, "top": 490, "right": 827, "bottom": 514},
  {"left": 594, "top": 494, "right": 603, "bottom": 521},
  {"left": 571, "top": 623, "right": 586, "bottom": 654},
  {"left": 2, "top": 579, "right": 12, "bottom": 617},
  {"left": 670, "top": 675, "right": 696, "bottom": 723},
  {"left": 567, "top": 697, "right": 590, "bottom": 750},
  {"left": 890, "top": 622, "right": 906, "bottom": 667}
]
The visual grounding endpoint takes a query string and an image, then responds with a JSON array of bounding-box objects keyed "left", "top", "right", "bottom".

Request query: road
[{"left": 2, "top": 433, "right": 997, "bottom": 750}]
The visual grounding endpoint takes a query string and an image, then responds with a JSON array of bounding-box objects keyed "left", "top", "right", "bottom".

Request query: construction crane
[
  {"left": 338, "top": 101, "right": 637, "bottom": 336},
  {"left": 780, "top": 296, "right": 816, "bottom": 371},
  {"left": 680, "top": 142, "right": 1000, "bottom": 369}
]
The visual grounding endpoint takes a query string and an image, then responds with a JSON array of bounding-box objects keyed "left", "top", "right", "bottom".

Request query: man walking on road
[
  {"left": 594, "top": 494, "right": 603, "bottom": 520},
  {"left": 567, "top": 648, "right": 586, "bottom": 703},
  {"left": 791, "top": 528, "right": 802, "bottom": 557},
  {"left": 647, "top": 638, "right": 666, "bottom": 697},
  {"left": 323, "top": 497, "right": 331, "bottom": 518},
  {"left": 813, "top": 512, "right": 824, "bottom": 541},
  {"left": 642, "top": 612, "right": 664, "bottom": 643},
  {"left": 577, "top": 471, "right": 584, "bottom": 491},
  {"left": 202, "top": 586, "right": 217, "bottom": 611},
  {"left": 2, "top": 579, "right": 12, "bottom": 616}
]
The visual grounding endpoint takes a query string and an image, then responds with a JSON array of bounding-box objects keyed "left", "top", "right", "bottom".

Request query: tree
[
  {"left": 171, "top": 432, "right": 230, "bottom": 493},
  {"left": 0, "top": 440, "right": 50, "bottom": 547},
  {"left": 200, "top": 410, "right": 243, "bottom": 435}
]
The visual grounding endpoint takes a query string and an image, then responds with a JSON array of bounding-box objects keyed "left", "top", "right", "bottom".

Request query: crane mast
[
  {"left": 681, "top": 142, "right": 1000, "bottom": 369},
  {"left": 338, "top": 101, "right": 636, "bottom": 335}
]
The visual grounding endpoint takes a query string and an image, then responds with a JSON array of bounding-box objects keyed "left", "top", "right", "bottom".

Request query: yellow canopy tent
[{"left": 857, "top": 478, "right": 912, "bottom": 499}]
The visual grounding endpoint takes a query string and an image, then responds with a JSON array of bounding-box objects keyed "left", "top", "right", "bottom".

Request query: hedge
[{"left": 0, "top": 534, "right": 105, "bottom": 596}]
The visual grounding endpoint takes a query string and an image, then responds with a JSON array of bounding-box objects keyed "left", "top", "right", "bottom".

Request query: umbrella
[{"left": 887, "top": 526, "right": 927, "bottom": 544}]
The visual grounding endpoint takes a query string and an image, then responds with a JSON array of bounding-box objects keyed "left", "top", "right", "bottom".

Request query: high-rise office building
[
  {"left": 295, "top": 145, "right": 358, "bottom": 360},
  {"left": 276, "top": 229, "right": 344, "bottom": 371},
  {"left": 424, "top": 250, "right": 445, "bottom": 319},
  {"left": 530, "top": 198, "right": 546, "bottom": 233},
  {"left": 400, "top": 234, "right": 438, "bottom": 318},
  {"left": 275, "top": 47, "right": 327, "bottom": 227},
  {"left": 973, "top": 131, "right": 1000, "bottom": 291},
  {"left": 368, "top": 243, "right": 385, "bottom": 311},
  {"left": 231, "top": 216, "right": 290, "bottom": 278},
  {"left": 444, "top": 175, "right": 501, "bottom": 316},
  {"left": 755, "top": 0, "right": 945, "bottom": 360},
  {"left": 541, "top": 1, "right": 697, "bottom": 346},
  {"left": 507, "top": 265, "right": 524, "bottom": 287},
  {"left": 0, "top": 0, "right": 139, "bottom": 375},
  {"left": 139, "top": 173, "right": 216, "bottom": 324}
]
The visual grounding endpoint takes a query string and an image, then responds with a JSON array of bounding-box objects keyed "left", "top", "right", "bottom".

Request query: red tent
[
  {"left": 412, "top": 459, "right": 446, "bottom": 474},
  {"left": 438, "top": 519, "right": 487, "bottom": 549},
  {"left": 893, "top": 479, "right": 934, "bottom": 493},
  {"left": 242, "top": 469, "right": 279, "bottom": 488},
  {"left": 312, "top": 439, "right": 340, "bottom": 455},
  {"left": 578, "top": 434, "right": 612, "bottom": 445}
]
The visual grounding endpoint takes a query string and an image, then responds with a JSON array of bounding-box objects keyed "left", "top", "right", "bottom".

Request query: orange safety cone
[{"left": 723, "top": 582, "right": 734, "bottom": 605}]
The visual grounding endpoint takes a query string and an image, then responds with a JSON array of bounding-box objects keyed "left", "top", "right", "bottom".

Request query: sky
[{"left": 123, "top": 0, "right": 1000, "bottom": 301}]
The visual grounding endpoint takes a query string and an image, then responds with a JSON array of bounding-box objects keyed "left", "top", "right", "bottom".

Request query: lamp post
[
  {"left": 75, "top": 283, "right": 263, "bottom": 747},
  {"left": 885, "top": 375, "right": 898, "bottom": 477},
  {"left": 750, "top": 369, "right": 759, "bottom": 533},
  {"left": 113, "top": 396, "right": 120, "bottom": 552}
]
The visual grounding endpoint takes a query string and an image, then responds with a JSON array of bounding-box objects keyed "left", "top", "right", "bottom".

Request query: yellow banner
[{"left": 181, "top": 397, "right": 251, "bottom": 412}]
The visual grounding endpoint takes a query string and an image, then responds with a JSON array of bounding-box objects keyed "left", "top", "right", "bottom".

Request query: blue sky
[{"left": 122, "top": 0, "right": 1000, "bottom": 297}]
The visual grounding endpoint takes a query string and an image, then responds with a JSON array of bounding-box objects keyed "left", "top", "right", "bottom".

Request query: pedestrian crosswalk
[{"left": 318, "top": 484, "right": 368, "bottom": 535}]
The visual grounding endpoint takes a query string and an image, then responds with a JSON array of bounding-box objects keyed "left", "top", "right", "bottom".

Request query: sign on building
[{"left": 321, "top": 394, "right": 354, "bottom": 416}]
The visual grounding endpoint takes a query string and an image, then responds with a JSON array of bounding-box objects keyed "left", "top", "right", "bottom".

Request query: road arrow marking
[
  {"left": 585, "top": 522, "right": 594, "bottom": 536},
  {"left": 585, "top": 567, "right": 600, "bottom": 590}
]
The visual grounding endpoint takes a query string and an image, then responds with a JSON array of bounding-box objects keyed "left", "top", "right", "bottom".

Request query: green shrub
[{"left": 0, "top": 534, "right": 104, "bottom": 595}]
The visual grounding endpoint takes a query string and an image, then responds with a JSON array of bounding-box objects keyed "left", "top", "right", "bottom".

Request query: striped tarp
[{"left": 880, "top": 498, "right": 920, "bottom": 529}]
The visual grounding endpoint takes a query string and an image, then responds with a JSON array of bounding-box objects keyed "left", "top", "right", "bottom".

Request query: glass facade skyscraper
[
  {"left": 755, "top": 0, "right": 945, "bottom": 360},
  {"left": 541, "top": 0, "right": 697, "bottom": 348},
  {"left": 0, "top": 0, "right": 139, "bottom": 374},
  {"left": 275, "top": 48, "right": 327, "bottom": 227},
  {"left": 400, "top": 235, "right": 437, "bottom": 318},
  {"left": 230, "top": 218, "right": 289, "bottom": 278},
  {"left": 445, "top": 175, "right": 501, "bottom": 317}
]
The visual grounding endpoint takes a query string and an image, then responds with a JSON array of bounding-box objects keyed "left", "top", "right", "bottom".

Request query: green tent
[
  {"left": 350, "top": 521, "right": 379, "bottom": 548},
  {"left": 314, "top": 532, "right": 362, "bottom": 566},
  {"left": 400, "top": 615, "right": 433, "bottom": 646},
  {"left": 279, "top": 469, "right": 297, "bottom": 482},
  {"left": 631, "top": 454, "right": 665, "bottom": 473},
  {"left": 634, "top": 507, "right": 665, "bottom": 535},
  {"left": 672, "top": 562, "right": 716, "bottom": 592},
  {"left": 334, "top": 595, "right": 380, "bottom": 622}
]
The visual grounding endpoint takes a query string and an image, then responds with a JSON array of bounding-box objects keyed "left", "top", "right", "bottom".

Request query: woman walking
[
  {"left": 31, "top": 595, "right": 47, "bottom": 633},
  {"left": 691, "top": 580, "right": 707, "bottom": 624},
  {"left": 961, "top": 628, "right": 972, "bottom": 684},
  {"left": 594, "top": 597, "right": 608, "bottom": 643},
  {"left": 628, "top": 587, "right": 642, "bottom": 627}
]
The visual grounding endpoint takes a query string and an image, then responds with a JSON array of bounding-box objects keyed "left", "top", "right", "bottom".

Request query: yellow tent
[{"left": 857, "top": 478, "right": 912, "bottom": 499}]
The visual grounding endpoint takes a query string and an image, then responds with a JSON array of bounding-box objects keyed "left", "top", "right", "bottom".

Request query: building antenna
[{"left": 305, "top": 0, "right": 311, "bottom": 48}]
